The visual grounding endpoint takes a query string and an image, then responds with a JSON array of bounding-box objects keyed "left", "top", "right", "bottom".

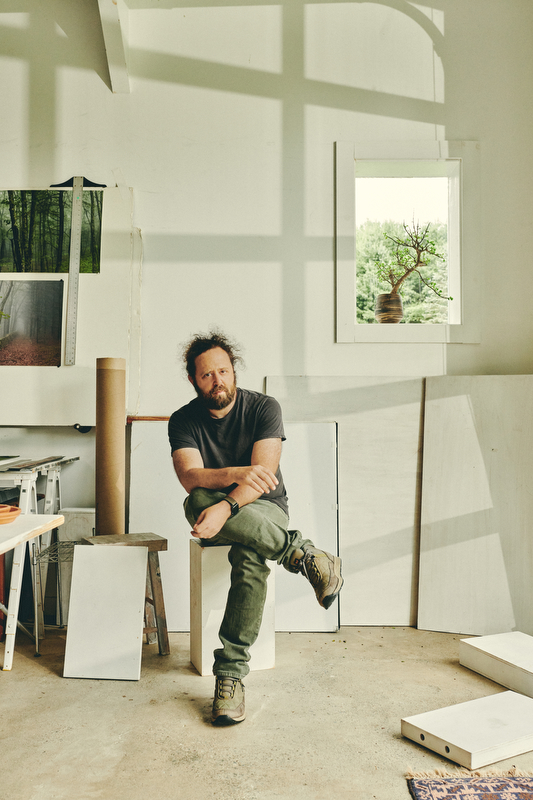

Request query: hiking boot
[
  {"left": 211, "top": 677, "right": 245, "bottom": 726},
  {"left": 290, "top": 546, "right": 343, "bottom": 609}
]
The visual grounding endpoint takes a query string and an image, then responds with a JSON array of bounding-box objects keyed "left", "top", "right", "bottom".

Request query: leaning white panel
[
  {"left": 129, "top": 420, "right": 190, "bottom": 632},
  {"left": 419, "top": 376, "right": 533, "bottom": 635},
  {"left": 267, "top": 376, "right": 424, "bottom": 626},
  {"left": 277, "top": 422, "right": 338, "bottom": 632},
  {"left": 460, "top": 632, "right": 533, "bottom": 698},
  {"left": 402, "top": 691, "right": 533, "bottom": 769},
  {"left": 63, "top": 546, "right": 147, "bottom": 681}
]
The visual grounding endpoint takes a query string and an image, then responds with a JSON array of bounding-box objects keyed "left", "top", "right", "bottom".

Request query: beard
[{"left": 196, "top": 381, "right": 237, "bottom": 411}]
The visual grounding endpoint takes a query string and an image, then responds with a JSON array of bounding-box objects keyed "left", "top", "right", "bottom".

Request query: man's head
[{"left": 183, "top": 331, "right": 243, "bottom": 413}]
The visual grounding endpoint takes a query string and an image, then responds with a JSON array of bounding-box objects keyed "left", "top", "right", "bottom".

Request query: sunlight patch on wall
[
  {"left": 304, "top": 3, "right": 443, "bottom": 103},
  {"left": 422, "top": 393, "right": 494, "bottom": 524},
  {"left": 0, "top": 13, "right": 30, "bottom": 29},
  {"left": 129, "top": 6, "right": 282, "bottom": 74},
  {"left": 410, "top": 4, "right": 445, "bottom": 35},
  {"left": 0, "top": 58, "right": 28, "bottom": 186}
]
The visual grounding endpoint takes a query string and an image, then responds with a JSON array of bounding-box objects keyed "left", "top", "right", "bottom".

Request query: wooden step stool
[{"left": 82, "top": 532, "right": 170, "bottom": 656}]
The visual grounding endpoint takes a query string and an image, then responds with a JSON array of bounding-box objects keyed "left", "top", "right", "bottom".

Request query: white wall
[
  {"left": 1, "top": 1, "right": 533, "bottom": 427},
  {"left": 1, "top": 2, "right": 533, "bottom": 511}
]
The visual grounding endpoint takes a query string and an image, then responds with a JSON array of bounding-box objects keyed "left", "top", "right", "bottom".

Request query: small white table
[{"left": 1, "top": 514, "right": 64, "bottom": 670}]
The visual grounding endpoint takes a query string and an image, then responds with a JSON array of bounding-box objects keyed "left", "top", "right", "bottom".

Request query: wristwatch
[{"left": 222, "top": 496, "right": 239, "bottom": 517}]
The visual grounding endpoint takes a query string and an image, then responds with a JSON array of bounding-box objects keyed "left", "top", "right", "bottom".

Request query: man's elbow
[{"left": 177, "top": 471, "right": 199, "bottom": 495}]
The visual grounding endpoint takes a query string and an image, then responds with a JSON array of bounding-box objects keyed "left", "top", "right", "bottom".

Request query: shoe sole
[{"left": 212, "top": 713, "right": 246, "bottom": 726}]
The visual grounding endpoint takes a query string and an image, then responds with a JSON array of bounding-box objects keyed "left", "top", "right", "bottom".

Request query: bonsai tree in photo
[{"left": 373, "top": 221, "right": 452, "bottom": 323}]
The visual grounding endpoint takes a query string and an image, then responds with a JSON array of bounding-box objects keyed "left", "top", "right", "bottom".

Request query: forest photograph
[
  {"left": 0, "top": 280, "right": 63, "bottom": 366},
  {"left": 0, "top": 189, "right": 103, "bottom": 274}
]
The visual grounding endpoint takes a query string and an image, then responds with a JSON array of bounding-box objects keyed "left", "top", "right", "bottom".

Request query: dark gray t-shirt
[{"left": 168, "top": 388, "right": 288, "bottom": 515}]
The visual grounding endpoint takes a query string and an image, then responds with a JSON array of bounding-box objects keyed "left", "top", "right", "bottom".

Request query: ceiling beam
[{"left": 97, "top": 0, "right": 130, "bottom": 93}]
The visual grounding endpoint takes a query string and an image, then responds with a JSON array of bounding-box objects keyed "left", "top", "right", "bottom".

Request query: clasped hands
[{"left": 191, "top": 464, "right": 278, "bottom": 540}]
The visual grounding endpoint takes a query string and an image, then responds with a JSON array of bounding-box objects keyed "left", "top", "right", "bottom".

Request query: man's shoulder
[
  {"left": 237, "top": 389, "right": 284, "bottom": 435},
  {"left": 238, "top": 388, "right": 280, "bottom": 409},
  {"left": 169, "top": 397, "right": 203, "bottom": 425}
]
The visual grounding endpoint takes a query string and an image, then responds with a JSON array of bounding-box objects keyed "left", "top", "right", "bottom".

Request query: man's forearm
[
  {"left": 181, "top": 466, "right": 237, "bottom": 495},
  {"left": 226, "top": 483, "right": 262, "bottom": 509},
  {"left": 184, "top": 471, "right": 265, "bottom": 509}
]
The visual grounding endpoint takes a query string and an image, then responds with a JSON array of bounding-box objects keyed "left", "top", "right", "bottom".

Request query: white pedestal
[
  {"left": 189, "top": 540, "right": 275, "bottom": 676},
  {"left": 460, "top": 631, "right": 533, "bottom": 697},
  {"left": 402, "top": 691, "right": 533, "bottom": 769}
]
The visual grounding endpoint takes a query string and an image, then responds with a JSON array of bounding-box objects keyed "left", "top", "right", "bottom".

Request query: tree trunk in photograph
[{"left": 375, "top": 293, "right": 403, "bottom": 323}]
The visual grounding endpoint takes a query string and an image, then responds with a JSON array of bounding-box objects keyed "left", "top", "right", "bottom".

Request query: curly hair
[{"left": 182, "top": 329, "right": 244, "bottom": 382}]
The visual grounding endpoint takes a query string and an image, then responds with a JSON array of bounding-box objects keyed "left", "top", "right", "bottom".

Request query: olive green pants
[{"left": 184, "top": 487, "right": 312, "bottom": 679}]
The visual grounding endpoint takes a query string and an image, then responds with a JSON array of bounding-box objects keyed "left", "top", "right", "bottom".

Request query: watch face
[{"left": 224, "top": 496, "right": 238, "bottom": 515}]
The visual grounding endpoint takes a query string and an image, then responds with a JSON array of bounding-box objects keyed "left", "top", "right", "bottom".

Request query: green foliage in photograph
[
  {"left": 0, "top": 190, "right": 103, "bottom": 274},
  {"left": 356, "top": 220, "right": 449, "bottom": 324}
]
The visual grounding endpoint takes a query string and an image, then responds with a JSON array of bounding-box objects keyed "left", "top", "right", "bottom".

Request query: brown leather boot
[
  {"left": 211, "top": 677, "right": 246, "bottom": 726},
  {"left": 290, "top": 547, "right": 343, "bottom": 609}
]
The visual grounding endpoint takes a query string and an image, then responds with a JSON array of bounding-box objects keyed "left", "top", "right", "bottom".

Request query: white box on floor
[
  {"left": 460, "top": 631, "right": 533, "bottom": 697},
  {"left": 401, "top": 691, "right": 533, "bottom": 769},
  {"left": 190, "top": 540, "right": 275, "bottom": 676},
  {"left": 63, "top": 546, "right": 147, "bottom": 681}
]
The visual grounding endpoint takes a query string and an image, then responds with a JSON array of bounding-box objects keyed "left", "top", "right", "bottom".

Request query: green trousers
[{"left": 184, "top": 487, "right": 312, "bottom": 679}]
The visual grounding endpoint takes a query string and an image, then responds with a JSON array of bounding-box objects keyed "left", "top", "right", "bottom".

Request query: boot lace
[
  {"left": 301, "top": 552, "right": 322, "bottom": 587},
  {"left": 216, "top": 678, "right": 238, "bottom": 699}
]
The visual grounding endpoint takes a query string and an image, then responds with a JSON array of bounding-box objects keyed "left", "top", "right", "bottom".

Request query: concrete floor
[{"left": 2, "top": 626, "right": 532, "bottom": 800}]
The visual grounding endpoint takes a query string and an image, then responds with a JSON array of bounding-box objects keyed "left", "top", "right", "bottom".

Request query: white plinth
[
  {"left": 401, "top": 691, "right": 533, "bottom": 769},
  {"left": 460, "top": 631, "right": 533, "bottom": 697},
  {"left": 189, "top": 540, "right": 275, "bottom": 676}
]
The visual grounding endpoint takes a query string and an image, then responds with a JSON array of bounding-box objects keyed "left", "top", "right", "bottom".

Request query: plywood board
[
  {"left": 129, "top": 420, "right": 339, "bottom": 632},
  {"left": 460, "top": 632, "right": 533, "bottom": 697},
  {"left": 419, "top": 376, "right": 533, "bottom": 635},
  {"left": 402, "top": 691, "right": 533, "bottom": 769},
  {"left": 266, "top": 376, "right": 424, "bottom": 626},
  {"left": 63, "top": 546, "right": 147, "bottom": 680},
  {"left": 129, "top": 421, "right": 189, "bottom": 631}
]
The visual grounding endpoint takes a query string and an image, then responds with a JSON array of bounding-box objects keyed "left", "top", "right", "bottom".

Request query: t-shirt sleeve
[
  {"left": 168, "top": 410, "right": 200, "bottom": 454},
  {"left": 254, "top": 395, "right": 286, "bottom": 443}
]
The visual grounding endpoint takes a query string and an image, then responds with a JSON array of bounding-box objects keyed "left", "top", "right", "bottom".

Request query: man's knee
[{"left": 186, "top": 486, "right": 221, "bottom": 515}]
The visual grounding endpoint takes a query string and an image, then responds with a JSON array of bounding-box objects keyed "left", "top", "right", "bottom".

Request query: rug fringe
[{"left": 405, "top": 766, "right": 533, "bottom": 780}]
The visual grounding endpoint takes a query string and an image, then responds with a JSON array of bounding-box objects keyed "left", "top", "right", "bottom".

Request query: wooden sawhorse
[{"left": 81, "top": 532, "right": 170, "bottom": 656}]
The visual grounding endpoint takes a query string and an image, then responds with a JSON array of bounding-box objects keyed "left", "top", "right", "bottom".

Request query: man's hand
[
  {"left": 229, "top": 464, "right": 278, "bottom": 494},
  {"left": 191, "top": 501, "right": 232, "bottom": 540}
]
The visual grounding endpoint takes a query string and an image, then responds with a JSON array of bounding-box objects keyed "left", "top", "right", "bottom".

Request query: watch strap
[{"left": 222, "top": 496, "right": 239, "bottom": 517}]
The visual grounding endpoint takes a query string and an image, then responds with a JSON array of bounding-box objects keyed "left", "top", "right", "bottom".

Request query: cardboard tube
[{"left": 95, "top": 358, "right": 126, "bottom": 536}]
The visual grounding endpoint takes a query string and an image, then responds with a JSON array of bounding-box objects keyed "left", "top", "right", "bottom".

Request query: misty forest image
[
  {"left": 0, "top": 280, "right": 63, "bottom": 366},
  {"left": 0, "top": 189, "right": 103, "bottom": 273}
]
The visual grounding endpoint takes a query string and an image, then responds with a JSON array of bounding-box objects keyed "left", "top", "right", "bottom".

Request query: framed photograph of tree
[
  {"left": 0, "top": 279, "right": 64, "bottom": 366},
  {"left": 0, "top": 189, "right": 103, "bottom": 273}
]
